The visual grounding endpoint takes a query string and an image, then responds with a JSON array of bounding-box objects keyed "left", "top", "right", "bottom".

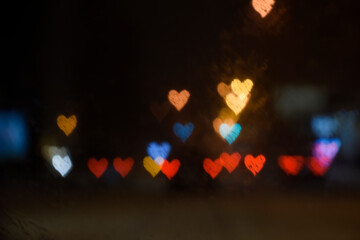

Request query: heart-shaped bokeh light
[
  {"left": 311, "top": 116, "right": 338, "bottom": 138},
  {"left": 219, "top": 123, "right": 242, "bottom": 144},
  {"left": 173, "top": 122, "right": 194, "bottom": 142},
  {"left": 88, "top": 158, "right": 108, "bottom": 179},
  {"left": 231, "top": 79, "right": 253, "bottom": 96},
  {"left": 52, "top": 155, "right": 72, "bottom": 177},
  {"left": 219, "top": 152, "right": 241, "bottom": 173},
  {"left": 225, "top": 93, "right": 250, "bottom": 115},
  {"left": 244, "top": 154, "right": 266, "bottom": 176},
  {"left": 147, "top": 142, "right": 171, "bottom": 161},
  {"left": 213, "top": 118, "right": 235, "bottom": 135},
  {"left": 161, "top": 159, "right": 181, "bottom": 180},
  {"left": 57, "top": 114, "right": 77, "bottom": 136},
  {"left": 168, "top": 89, "right": 190, "bottom": 111},
  {"left": 143, "top": 156, "right": 161, "bottom": 177},
  {"left": 113, "top": 157, "right": 134, "bottom": 178},
  {"left": 252, "top": 0, "right": 275, "bottom": 18},
  {"left": 203, "top": 158, "right": 223, "bottom": 179}
]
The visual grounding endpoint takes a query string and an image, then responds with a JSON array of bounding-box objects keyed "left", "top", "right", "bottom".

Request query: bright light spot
[
  {"left": 278, "top": 155, "right": 304, "bottom": 176},
  {"left": 231, "top": 79, "right": 253, "bottom": 96},
  {"left": 244, "top": 154, "right": 266, "bottom": 176},
  {"left": 113, "top": 157, "right": 134, "bottom": 178},
  {"left": 147, "top": 142, "right": 171, "bottom": 160},
  {"left": 203, "top": 158, "right": 223, "bottom": 179},
  {"left": 161, "top": 159, "right": 181, "bottom": 180},
  {"left": 87, "top": 158, "right": 108, "bottom": 179},
  {"left": 168, "top": 89, "right": 190, "bottom": 111},
  {"left": 57, "top": 114, "right": 77, "bottom": 136},
  {"left": 52, "top": 154, "right": 72, "bottom": 177},
  {"left": 143, "top": 156, "right": 161, "bottom": 177},
  {"left": 312, "top": 138, "right": 341, "bottom": 166},
  {"left": 252, "top": 0, "right": 275, "bottom": 18},
  {"left": 219, "top": 123, "right": 242, "bottom": 144}
]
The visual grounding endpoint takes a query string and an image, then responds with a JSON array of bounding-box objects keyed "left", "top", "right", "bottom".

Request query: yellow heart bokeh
[
  {"left": 225, "top": 92, "right": 250, "bottom": 115},
  {"left": 143, "top": 156, "right": 161, "bottom": 177},
  {"left": 57, "top": 115, "right": 77, "bottom": 136},
  {"left": 231, "top": 79, "right": 253, "bottom": 96}
]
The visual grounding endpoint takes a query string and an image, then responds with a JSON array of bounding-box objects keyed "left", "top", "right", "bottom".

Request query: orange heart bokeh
[
  {"left": 278, "top": 155, "right": 304, "bottom": 176},
  {"left": 217, "top": 82, "right": 232, "bottom": 98},
  {"left": 219, "top": 152, "right": 241, "bottom": 173},
  {"left": 113, "top": 157, "right": 134, "bottom": 178},
  {"left": 161, "top": 159, "right": 181, "bottom": 180},
  {"left": 168, "top": 89, "right": 190, "bottom": 111},
  {"left": 244, "top": 154, "right": 266, "bottom": 176},
  {"left": 57, "top": 114, "right": 77, "bottom": 136},
  {"left": 88, "top": 158, "right": 108, "bottom": 178},
  {"left": 203, "top": 158, "right": 223, "bottom": 179}
]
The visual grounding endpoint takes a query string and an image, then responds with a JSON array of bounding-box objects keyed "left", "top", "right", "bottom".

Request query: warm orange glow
[
  {"left": 88, "top": 158, "right": 108, "bottom": 179},
  {"left": 225, "top": 92, "right": 250, "bottom": 115},
  {"left": 161, "top": 159, "right": 180, "bottom": 180},
  {"left": 218, "top": 107, "right": 239, "bottom": 122},
  {"left": 113, "top": 157, "right": 134, "bottom": 178},
  {"left": 252, "top": 0, "right": 275, "bottom": 18},
  {"left": 213, "top": 118, "right": 235, "bottom": 135},
  {"left": 168, "top": 89, "right": 190, "bottom": 111},
  {"left": 244, "top": 154, "right": 266, "bottom": 176},
  {"left": 219, "top": 152, "right": 241, "bottom": 173},
  {"left": 217, "top": 82, "right": 232, "bottom": 98},
  {"left": 143, "top": 156, "right": 161, "bottom": 177},
  {"left": 57, "top": 114, "right": 77, "bottom": 136},
  {"left": 231, "top": 79, "right": 253, "bottom": 96},
  {"left": 203, "top": 158, "right": 223, "bottom": 179},
  {"left": 278, "top": 155, "right": 304, "bottom": 176}
]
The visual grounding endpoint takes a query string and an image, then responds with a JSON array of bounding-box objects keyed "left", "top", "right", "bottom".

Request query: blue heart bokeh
[
  {"left": 147, "top": 142, "right": 171, "bottom": 160},
  {"left": 219, "top": 123, "right": 241, "bottom": 144},
  {"left": 173, "top": 122, "right": 194, "bottom": 142}
]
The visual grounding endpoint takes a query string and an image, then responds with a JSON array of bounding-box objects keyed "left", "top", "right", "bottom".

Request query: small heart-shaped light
[
  {"left": 173, "top": 122, "right": 194, "bottom": 142},
  {"left": 219, "top": 123, "right": 242, "bottom": 144},
  {"left": 203, "top": 158, "right": 223, "bottom": 179},
  {"left": 113, "top": 157, "right": 134, "bottom": 178},
  {"left": 225, "top": 92, "right": 250, "bottom": 115},
  {"left": 252, "top": 0, "right": 275, "bottom": 18},
  {"left": 143, "top": 156, "right": 161, "bottom": 177},
  {"left": 57, "top": 114, "right": 77, "bottom": 136},
  {"left": 147, "top": 142, "right": 171, "bottom": 160},
  {"left": 244, "top": 154, "right": 266, "bottom": 176},
  {"left": 161, "top": 159, "right": 181, "bottom": 180},
  {"left": 231, "top": 79, "right": 253, "bottom": 96},
  {"left": 168, "top": 89, "right": 190, "bottom": 111},
  {"left": 52, "top": 155, "right": 72, "bottom": 177}
]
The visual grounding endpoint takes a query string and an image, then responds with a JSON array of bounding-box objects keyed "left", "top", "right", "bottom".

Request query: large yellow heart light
[
  {"left": 143, "top": 156, "right": 161, "bottom": 177},
  {"left": 57, "top": 115, "right": 77, "bottom": 136},
  {"left": 225, "top": 92, "right": 250, "bottom": 115},
  {"left": 231, "top": 79, "right": 253, "bottom": 96}
]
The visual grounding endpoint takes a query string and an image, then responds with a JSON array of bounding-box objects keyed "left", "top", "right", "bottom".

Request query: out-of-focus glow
[
  {"left": 203, "top": 158, "right": 223, "bottom": 179},
  {"left": 168, "top": 89, "right": 190, "bottom": 111},
  {"left": 150, "top": 101, "right": 170, "bottom": 122},
  {"left": 173, "top": 122, "right": 194, "bottom": 142},
  {"left": 252, "top": 0, "right": 275, "bottom": 18},
  {"left": 143, "top": 156, "right": 161, "bottom": 177},
  {"left": 0, "top": 111, "right": 28, "bottom": 159},
  {"left": 218, "top": 107, "right": 239, "bottom": 122},
  {"left": 52, "top": 154, "right": 72, "bottom": 177},
  {"left": 219, "top": 123, "right": 241, "bottom": 144},
  {"left": 161, "top": 159, "right": 181, "bottom": 180},
  {"left": 231, "top": 79, "right": 253, "bottom": 96},
  {"left": 88, "top": 158, "right": 108, "bottom": 178},
  {"left": 225, "top": 92, "right": 250, "bottom": 115},
  {"left": 147, "top": 142, "right": 171, "bottom": 160},
  {"left": 307, "top": 157, "right": 329, "bottom": 176},
  {"left": 278, "top": 155, "right": 304, "bottom": 176},
  {"left": 244, "top": 154, "right": 266, "bottom": 176},
  {"left": 311, "top": 116, "right": 338, "bottom": 138},
  {"left": 312, "top": 138, "right": 341, "bottom": 164},
  {"left": 154, "top": 156, "right": 165, "bottom": 166},
  {"left": 217, "top": 82, "right": 232, "bottom": 98},
  {"left": 219, "top": 152, "right": 241, "bottom": 173},
  {"left": 213, "top": 118, "right": 235, "bottom": 135},
  {"left": 113, "top": 157, "right": 134, "bottom": 178},
  {"left": 57, "top": 114, "right": 77, "bottom": 136}
]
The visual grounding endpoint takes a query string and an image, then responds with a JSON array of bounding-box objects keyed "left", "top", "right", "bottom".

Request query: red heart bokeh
[
  {"left": 113, "top": 157, "right": 134, "bottom": 178},
  {"left": 203, "top": 158, "right": 223, "bottom": 179},
  {"left": 88, "top": 158, "right": 108, "bottom": 178},
  {"left": 244, "top": 154, "right": 266, "bottom": 176},
  {"left": 278, "top": 155, "right": 304, "bottom": 176},
  {"left": 307, "top": 157, "right": 329, "bottom": 176},
  {"left": 161, "top": 159, "right": 181, "bottom": 180},
  {"left": 219, "top": 152, "right": 241, "bottom": 173}
]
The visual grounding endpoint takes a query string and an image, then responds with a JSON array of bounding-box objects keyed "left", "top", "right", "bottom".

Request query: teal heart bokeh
[{"left": 219, "top": 123, "right": 241, "bottom": 144}]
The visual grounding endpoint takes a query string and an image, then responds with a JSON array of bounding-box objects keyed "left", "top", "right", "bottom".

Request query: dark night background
[{"left": 1, "top": 0, "right": 360, "bottom": 239}]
